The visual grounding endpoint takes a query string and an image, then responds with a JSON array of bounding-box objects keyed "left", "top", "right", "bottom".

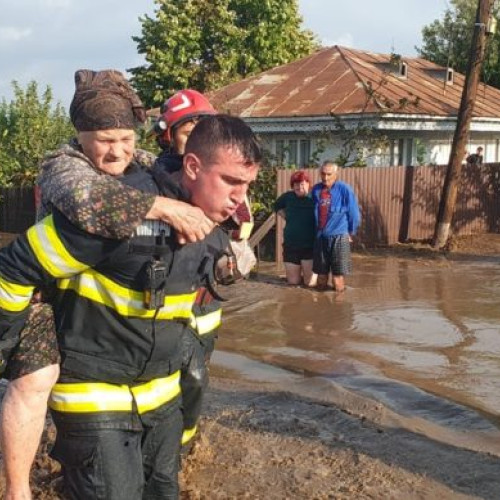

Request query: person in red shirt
[{"left": 311, "top": 161, "right": 360, "bottom": 292}]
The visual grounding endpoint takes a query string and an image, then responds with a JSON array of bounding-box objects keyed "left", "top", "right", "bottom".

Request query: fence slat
[{"left": 0, "top": 187, "right": 36, "bottom": 233}]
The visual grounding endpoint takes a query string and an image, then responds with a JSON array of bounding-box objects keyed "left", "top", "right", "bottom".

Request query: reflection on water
[{"left": 217, "top": 255, "right": 500, "bottom": 429}]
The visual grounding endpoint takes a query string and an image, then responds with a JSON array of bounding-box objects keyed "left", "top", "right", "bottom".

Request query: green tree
[
  {"left": 418, "top": 0, "right": 500, "bottom": 88},
  {"left": 129, "top": 0, "right": 318, "bottom": 107},
  {"left": 0, "top": 81, "right": 74, "bottom": 187}
]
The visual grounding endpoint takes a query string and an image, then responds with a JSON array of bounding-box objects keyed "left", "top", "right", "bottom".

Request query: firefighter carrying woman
[{"left": 0, "top": 69, "right": 260, "bottom": 499}]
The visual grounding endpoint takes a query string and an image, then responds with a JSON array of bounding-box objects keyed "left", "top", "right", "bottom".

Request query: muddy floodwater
[{"left": 213, "top": 253, "right": 500, "bottom": 451}]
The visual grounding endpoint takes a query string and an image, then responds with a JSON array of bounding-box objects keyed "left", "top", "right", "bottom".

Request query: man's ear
[{"left": 183, "top": 152, "right": 201, "bottom": 181}]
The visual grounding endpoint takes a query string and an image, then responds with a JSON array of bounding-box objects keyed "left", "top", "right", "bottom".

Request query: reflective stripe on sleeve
[
  {"left": 193, "top": 309, "right": 222, "bottom": 335},
  {"left": 27, "top": 215, "right": 88, "bottom": 278},
  {"left": 0, "top": 277, "right": 34, "bottom": 312},
  {"left": 181, "top": 425, "right": 198, "bottom": 446},
  {"left": 58, "top": 270, "right": 197, "bottom": 319},
  {"left": 49, "top": 371, "right": 181, "bottom": 414}
]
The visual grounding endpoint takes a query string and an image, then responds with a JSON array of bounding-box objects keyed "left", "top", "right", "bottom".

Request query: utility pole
[{"left": 433, "top": 0, "right": 495, "bottom": 249}]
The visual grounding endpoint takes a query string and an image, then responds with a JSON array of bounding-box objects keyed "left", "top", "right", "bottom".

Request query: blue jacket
[{"left": 311, "top": 180, "right": 360, "bottom": 237}]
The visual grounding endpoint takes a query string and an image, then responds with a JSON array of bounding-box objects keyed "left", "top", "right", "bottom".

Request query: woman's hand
[{"left": 147, "top": 196, "right": 215, "bottom": 244}]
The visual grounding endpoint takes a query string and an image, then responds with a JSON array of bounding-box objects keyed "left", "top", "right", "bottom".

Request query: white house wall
[
  {"left": 426, "top": 140, "right": 451, "bottom": 165},
  {"left": 252, "top": 119, "right": 500, "bottom": 168},
  {"left": 424, "top": 137, "right": 500, "bottom": 164}
]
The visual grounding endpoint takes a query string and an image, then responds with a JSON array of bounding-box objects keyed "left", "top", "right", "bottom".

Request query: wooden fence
[
  {"left": 2, "top": 163, "right": 500, "bottom": 252},
  {"left": 0, "top": 188, "right": 36, "bottom": 233}
]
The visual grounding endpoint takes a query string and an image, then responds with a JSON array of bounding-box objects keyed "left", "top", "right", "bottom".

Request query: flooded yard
[
  {"left": 214, "top": 252, "right": 500, "bottom": 450},
  {"left": 2, "top": 234, "right": 500, "bottom": 498}
]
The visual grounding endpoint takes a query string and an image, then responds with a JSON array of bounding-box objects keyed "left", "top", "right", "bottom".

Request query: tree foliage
[
  {"left": 0, "top": 81, "right": 74, "bottom": 187},
  {"left": 418, "top": 0, "right": 500, "bottom": 89},
  {"left": 129, "top": 0, "right": 318, "bottom": 107}
]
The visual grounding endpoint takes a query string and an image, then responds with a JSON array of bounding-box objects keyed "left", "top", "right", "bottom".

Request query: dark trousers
[
  {"left": 50, "top": 406, "right": 183, "bottom": 500},
  {"left": 180, "top": 329, "right": 211, "bottom": 433}
]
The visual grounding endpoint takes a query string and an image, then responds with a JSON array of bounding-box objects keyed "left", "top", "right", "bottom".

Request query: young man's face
[
  {"left": 292, "top": 180, "right": 309, "bottom": 197},
  {"left": 78, "top": 129, "right": 135, "bottom": 176},
  {"left": 184, "top": 145, "right": 260, "bottom": 223},
  {"left": 320, "top": 164, "right": 337, "bottom": 189}
]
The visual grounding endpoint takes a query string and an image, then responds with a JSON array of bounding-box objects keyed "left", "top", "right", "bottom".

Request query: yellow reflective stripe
[
  {"left": 49, "top": 382, "right": 133, "bottom": 413},
  {"left": 0, "top": 277, "right": 34, "bottom": 312},
  {"left": 181, "top": 425, "right": 198, "bottom": 446},
  {"left": 238, "top": 221, "right": 254, "bottom": 240},
  {"left": 189, "top": 314, "right": 197, "bottom": 329},
  {"left": 27, "top": 215, "right": 88, "bottom": 278},
  {"left": 130, "top": 371, "right": 181, "bottom": 414},
  {"left": 194, "top": 309, "right": 222, "bottom": 335},
  {"left": 49, "top": 371, "right": 181, "bottom": 415},
  {"left": 58, "top": 270, "right": 196, "bottom": 319}
]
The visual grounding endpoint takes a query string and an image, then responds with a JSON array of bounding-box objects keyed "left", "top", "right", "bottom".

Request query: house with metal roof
[{"left": 208, "top": 45, "right": 500, "bottom": 167}]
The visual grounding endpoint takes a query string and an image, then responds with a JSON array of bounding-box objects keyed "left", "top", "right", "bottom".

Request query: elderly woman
[
  {"left": 273, "top": 170, "right": 316, "bottom": 286},
  {"left": 0, "top": 71, "right": 216, "bottom": 499}
]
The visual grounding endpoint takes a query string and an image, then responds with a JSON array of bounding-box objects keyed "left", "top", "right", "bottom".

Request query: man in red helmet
[
  {"left": 152, "top": 90, "right": 255, "bottom": 452},
  {"left": 155, "top": 89, "right": 216, "bottom": 156}
]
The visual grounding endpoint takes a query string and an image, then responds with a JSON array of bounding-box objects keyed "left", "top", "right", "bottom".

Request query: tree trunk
[{"left": 433, "top": 0, "right": 494, "bottom": 249}]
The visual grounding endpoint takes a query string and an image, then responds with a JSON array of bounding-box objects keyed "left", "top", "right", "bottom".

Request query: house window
[
  {"left": 397, "top": 138, "right": 414, "bottom": 166},
  {"left": 276, "top": 139, "right": 285, "bottom": 164},
  {"left": 288, "top": 140, "right": 298, "bottom": 166},
  {"left": 274, "top": 138, "right": 311, "bottom": 167},
  {"left": 300, "top": 140, "right": 311, "bottom": 167},
  {"left": 398, "top": 139, "right": 405, "bottom": 166},
  {"left": 405, "top": 138, "right": 413, "bottom": 165}
]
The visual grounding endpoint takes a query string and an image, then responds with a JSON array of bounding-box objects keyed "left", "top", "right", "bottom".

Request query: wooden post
[{"left": 433, "top": 0, "right": 494, "bottom": 248}]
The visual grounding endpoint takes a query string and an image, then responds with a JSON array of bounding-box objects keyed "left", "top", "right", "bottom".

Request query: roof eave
[{"left": 242, "top": 113, "right": 500, "bottom": 133}]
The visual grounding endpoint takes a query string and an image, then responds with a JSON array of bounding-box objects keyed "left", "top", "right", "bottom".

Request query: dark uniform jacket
[{"left": 0, "top": 162, "right": 229, "bottom": 386}]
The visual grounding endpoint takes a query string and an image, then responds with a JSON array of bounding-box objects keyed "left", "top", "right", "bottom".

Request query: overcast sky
[{"left": 0, "top": 0, "right": 449, "bottom": 107}]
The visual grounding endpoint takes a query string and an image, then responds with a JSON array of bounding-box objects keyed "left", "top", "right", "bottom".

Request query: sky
[{"left": 0, "top": 0, "right": 450, "bottom": 107}]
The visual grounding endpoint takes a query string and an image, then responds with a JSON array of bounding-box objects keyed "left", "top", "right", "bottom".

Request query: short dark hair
[{"left": 184, "top": 114, "right": 262, "bottom": 166}]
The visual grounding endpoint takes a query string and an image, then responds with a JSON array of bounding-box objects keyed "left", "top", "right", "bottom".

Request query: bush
[
  {"left": 0, "top": 81, "right": 74, "bottom": 187},
  {"left": 249, "top": 165, "right": 277, "bottom": 221}
]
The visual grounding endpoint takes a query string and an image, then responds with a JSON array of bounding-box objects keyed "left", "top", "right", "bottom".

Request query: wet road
[{"left": 214, "top": 254, "right": 500, "bottom": 436}]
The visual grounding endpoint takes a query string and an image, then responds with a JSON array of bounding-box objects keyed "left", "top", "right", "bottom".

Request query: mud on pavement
[{"left": 1, "top": 376, "right": 497, "bottom": 499}]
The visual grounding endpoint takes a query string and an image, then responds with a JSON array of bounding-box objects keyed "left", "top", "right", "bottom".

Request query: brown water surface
[{"left": 215, "top": 255, "right": 500, "bottom": 437}]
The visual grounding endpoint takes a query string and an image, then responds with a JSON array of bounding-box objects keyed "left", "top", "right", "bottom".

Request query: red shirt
[{"left": 318, "top": 187, "right": 331, "bottom": 229}]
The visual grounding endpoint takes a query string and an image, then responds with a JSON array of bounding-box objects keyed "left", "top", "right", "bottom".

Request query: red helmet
[{"left": 155, "top": 89, "right": 216, "bottom": 145}]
